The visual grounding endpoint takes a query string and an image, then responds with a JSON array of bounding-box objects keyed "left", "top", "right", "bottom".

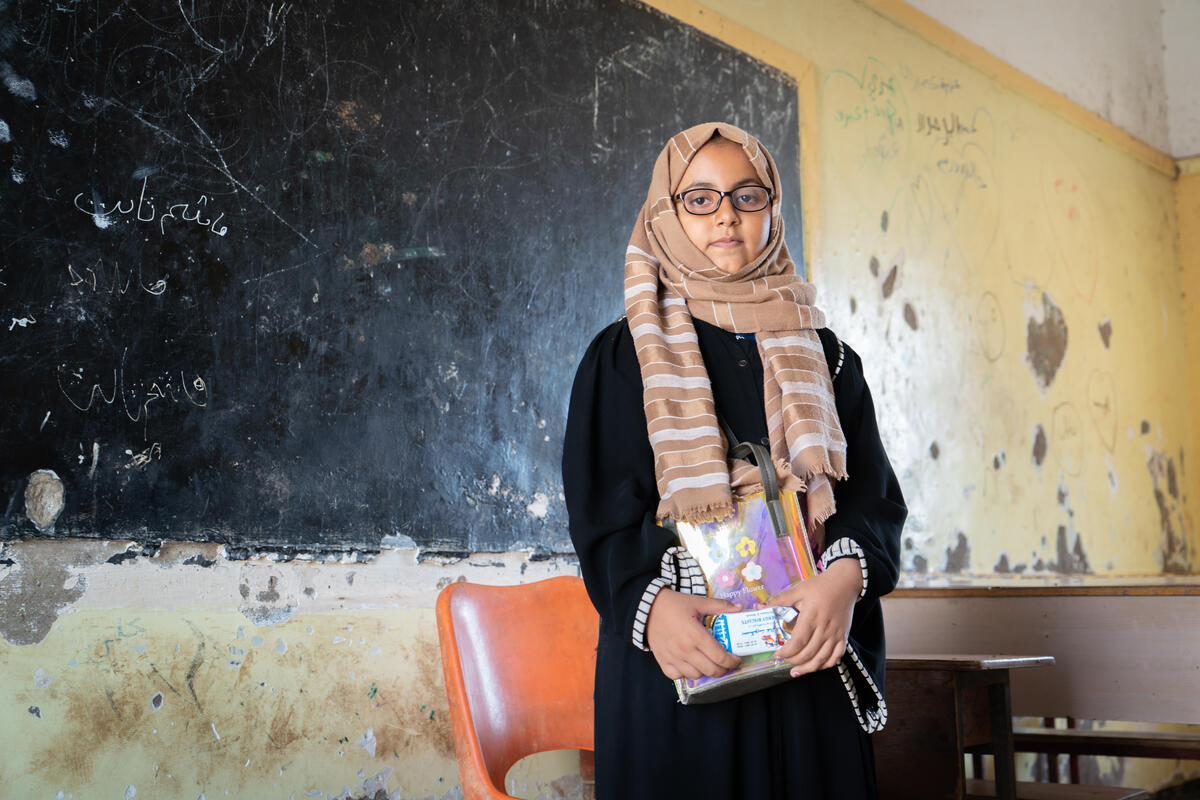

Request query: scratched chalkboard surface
[{"left": 0, "top": 0, "right": 801, "bottom": 555}]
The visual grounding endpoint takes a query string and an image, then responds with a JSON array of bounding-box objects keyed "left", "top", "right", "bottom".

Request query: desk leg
[{"left": 988, "top": 681, "right": 1016, "bottom": 800}]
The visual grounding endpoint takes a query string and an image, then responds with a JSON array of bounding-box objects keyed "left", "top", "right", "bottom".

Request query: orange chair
[{"left": 436, "top": 576, "right": 599, "bottom": 800}]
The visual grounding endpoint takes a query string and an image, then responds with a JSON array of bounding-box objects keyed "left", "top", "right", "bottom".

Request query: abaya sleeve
[{"left": 563, "top": 320, "right": 675, "bottom": 643}]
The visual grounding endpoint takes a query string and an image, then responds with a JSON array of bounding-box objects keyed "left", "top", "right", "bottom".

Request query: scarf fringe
[{"left": 656, "top": 498, "right": 736, "bottom": 526}]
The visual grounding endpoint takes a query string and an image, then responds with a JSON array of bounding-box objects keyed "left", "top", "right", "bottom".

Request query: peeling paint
[
  {"left": 881, "top": 263, "right": 898, "bottom": 298},
  {"left": 1147, "top": 449, "right": 1190, "bottom": 573},
  {"left": 238, "top": 567, "right": 297, "bottom": 626},
  {"left": 943, "top": 531, "right": 970, "bottom": 572},
  {"left": 0, "top": 542, "right": 94, "bottom": 645},
  {"left": 1054, "top": 525, "right": 1091, "bottom": 574},
  {"left": 1024, "top": 290, "right": 1068, "bottom": 391},
  {"left": 1031, "top": 424, "right": 1048, "bottom": 467}
]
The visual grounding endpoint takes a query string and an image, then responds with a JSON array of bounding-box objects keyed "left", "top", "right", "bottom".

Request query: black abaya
[{"left": 563, "top": 317, "right": 905, "bottom": 799}]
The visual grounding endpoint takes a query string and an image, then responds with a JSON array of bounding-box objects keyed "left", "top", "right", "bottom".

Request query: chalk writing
[
  {"left": 57, "top": 351, "right": 209, "bottom": 438},
  {"left": 830, "top": 62, "right": 905, "bottom": 136},
  {"left": 835, "top": 100, "right": 902, "bottom": 136},
  {"left": 866, "top": 134, "right": 900, "bottom": 162},
  {"left": 125, "top": 442, "right": 162, "bottom": 469},
  {"left": 916, "top": 112, "right": 976, "bottom": 144},
  {"left": 86, "top": 617, "right": 146, "bottom": 665},
  {"left": 73, "top": 177, "right": 229, "bottom": 237},
  {"left": 936, "top": 157, "right": 988, "bottom": 189},
  {"left": 67, "top": 259, "right": 168, "bottom": 296},
  {"left": 9, "top": 314, "right": 35, "bottom": 331},
  {"left": 899, "top": 65, "right": 962, "bottom": 94}
]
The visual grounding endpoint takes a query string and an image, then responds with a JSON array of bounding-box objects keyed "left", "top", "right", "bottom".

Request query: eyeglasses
[{"left": 674, "top": 185, "right": 771, "bottom": 216}]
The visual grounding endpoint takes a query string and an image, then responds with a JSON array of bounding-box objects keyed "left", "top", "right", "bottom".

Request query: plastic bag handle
[{"left": 729, "top": 440, "right": 788, "bottom": 540}]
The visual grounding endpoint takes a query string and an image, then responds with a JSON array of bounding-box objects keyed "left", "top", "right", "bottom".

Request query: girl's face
[{"left": 674, "top": 138, "right": 771, "bottom": 275}]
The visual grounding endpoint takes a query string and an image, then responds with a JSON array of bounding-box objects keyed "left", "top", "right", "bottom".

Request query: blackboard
[{"left": 0, "top": 0, "right": 802, "bottom": 556}]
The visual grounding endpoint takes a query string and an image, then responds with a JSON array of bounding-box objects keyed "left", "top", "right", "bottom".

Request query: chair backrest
[{"left": 436, "top": 576, "right": 598, "bottom": 799}]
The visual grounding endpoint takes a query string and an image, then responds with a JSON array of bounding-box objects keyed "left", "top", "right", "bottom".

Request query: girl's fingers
[
  {"left": 776, "top": 614, "right": 817, "bottom": 659},
  {"left": 695, "top": 631, "right": 743, "bottom": 669},
  {"left": 787, "top": 626, "right": 830, "bottom": 665},
  {"left": 790, "top": 639, "right": 836, "bottom": 677},
  {"left": 766, "top": 585, "right": 804, "bottom": 607},
  {"left": 822, "top": 640, "right": 847, "bottom": 670}
]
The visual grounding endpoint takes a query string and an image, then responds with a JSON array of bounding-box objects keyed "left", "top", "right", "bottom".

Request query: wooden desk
[{"left": 875, "top": 654, "right": 1054, "bottom": 800}]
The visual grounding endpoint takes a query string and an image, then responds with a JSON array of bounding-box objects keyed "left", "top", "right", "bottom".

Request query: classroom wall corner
[{"left": 1178, "top": 156, "right": 1200, "bottom": 565}]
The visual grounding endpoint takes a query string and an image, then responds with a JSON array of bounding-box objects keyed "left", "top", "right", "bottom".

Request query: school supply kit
[{"left": 660, "top": 438, "right": 821, "bottom": 704}]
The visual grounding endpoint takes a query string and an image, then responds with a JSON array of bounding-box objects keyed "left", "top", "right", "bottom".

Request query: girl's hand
[
  {"left": 767, "top": 558, "right": 863, "bottom": 677},
  {"left": 645, "top": 589, "right": 744, "bottom": 680}
]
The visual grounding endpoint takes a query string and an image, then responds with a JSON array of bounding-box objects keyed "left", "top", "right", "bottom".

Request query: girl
[{"left": 563, "top": 122, "right": 905, "bottom": 799}]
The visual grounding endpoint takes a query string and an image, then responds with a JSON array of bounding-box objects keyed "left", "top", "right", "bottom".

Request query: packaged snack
[{"left": 710, "top": 606, "right": 799, "bottom": 656}]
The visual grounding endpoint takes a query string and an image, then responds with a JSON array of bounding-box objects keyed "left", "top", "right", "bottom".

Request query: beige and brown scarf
[{"left": 625, "top": 121, "right": 847, "bottom": 537}]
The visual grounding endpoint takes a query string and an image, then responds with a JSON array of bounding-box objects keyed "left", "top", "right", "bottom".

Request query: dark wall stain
[
  {"left": 929, "top": 442, "right": 940, "bottom": 460},
  {"left": 911, "top": 554, "right": 928, "bottom": 573},
  {"left": 903, "top": 303, "right": 918, "bottom": 330},
  {"left": 1031, "top": 424, "right": 1048, "bottom": 467},
  {"left": 1025, "top": 291, "right": 1068, "bottom": 391},
  {"left": 850, "top": 296, "right": 857, "bottom": 314},
  {"left": 1097, "top": 318, "right": 1112, "bottom": 348},
  {"left": 1147, "top": 450, "right": 1190, "bottom": 573},
  {"left": 1054, "top": 525, "right": 1090, "bottom": 574},
  {"left": 869, "top": 256, "right": 880, "bottom": 277},
  {"left": 994, "top": 554, "right": 1010, "bottom": 572},
  {"left": 992, "top": 451, "right": 1006, "bottom": 470},
  {"left": 1141, "top": 420, "right": 1151, "bottom": 435},
  {"left": 881, "top": 264, "right": 898, "bottom": 298},
  {"left": 881, "top": 210, "right": 889, "bottom": 232},
  {"left": 943, "top": 531, "right": 969, "bottom": 572}
]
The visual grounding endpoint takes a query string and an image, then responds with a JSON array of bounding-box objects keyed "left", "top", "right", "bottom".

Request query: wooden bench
[{"left": 881, "top": 585, "right": 1200, "bottom": 795}]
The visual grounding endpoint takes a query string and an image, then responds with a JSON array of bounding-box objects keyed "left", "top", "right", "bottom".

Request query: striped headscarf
[{"left": 625, "top": 122, "right": 847, "bottom": 533}]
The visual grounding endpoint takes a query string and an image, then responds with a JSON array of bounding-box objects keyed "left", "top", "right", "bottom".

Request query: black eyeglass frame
[{"left": 673, "top": 185, "right": 773, "bottom": 216}]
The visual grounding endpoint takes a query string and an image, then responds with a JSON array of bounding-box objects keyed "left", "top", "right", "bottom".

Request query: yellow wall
[
  {"left": 2, "top": 2, "right": 1196, "bottom": 798},
  {"left": 1180, "top": 158, "right": 1200, "bottom": 562},
  {"left": 656, "top": 0, "right": 1194, "bottom": 578}
]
